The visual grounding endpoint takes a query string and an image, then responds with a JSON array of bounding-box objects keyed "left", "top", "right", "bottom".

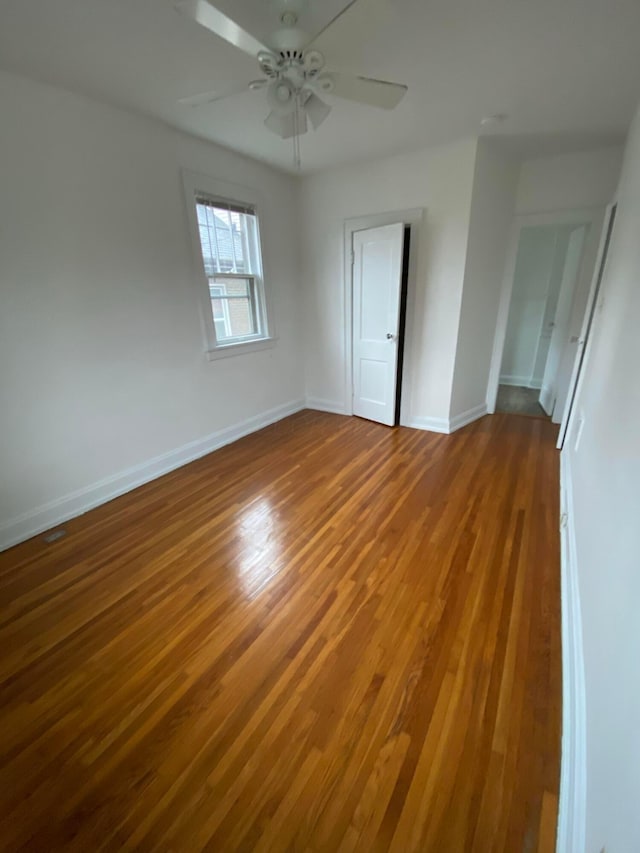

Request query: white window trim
[{"left": 181, "top": 170, "right": 277, "bottom": 359}]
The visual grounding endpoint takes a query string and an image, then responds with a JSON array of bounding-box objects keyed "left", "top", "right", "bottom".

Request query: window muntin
[{"left": 194, "top": 195, "right": 267, "bottom": 346}]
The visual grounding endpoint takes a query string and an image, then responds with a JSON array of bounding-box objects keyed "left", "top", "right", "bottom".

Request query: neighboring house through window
[{"left": 182, "top": 171, "right": 273, "bottom": 359}]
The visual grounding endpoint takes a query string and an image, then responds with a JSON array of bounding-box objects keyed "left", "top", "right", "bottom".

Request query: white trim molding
[
  {"left": 0, "top": 399, "right": 305, "bottom": 553},
  {"left": 404, "top": 415, "right": 450, "bottom": 434},
  {"left": 205, "top": 336, "right": 277, "bottom": 361},
  {"left": 449, "top": 403, "right": 488, "bottom": 432},
  {"left": 557, "top": 451, "right": 587, "bottom": 853},
  {"left": 305, "top": 397, "right": 347, "bottom": 415},
  {"left": 499, "top": 374, "right": 543, "bottom": 390},
  {"left": 405, "top": 403, "right": 487, "bottom": 435}
]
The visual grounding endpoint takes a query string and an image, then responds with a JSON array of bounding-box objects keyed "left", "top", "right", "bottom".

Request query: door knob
[{"left": 386, "top": 333, "right": 395, "bottom": 340}]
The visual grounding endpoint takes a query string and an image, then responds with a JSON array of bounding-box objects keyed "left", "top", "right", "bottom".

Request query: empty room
[{"left": 0, "top": 1, "right": 639, "bottom": 851}]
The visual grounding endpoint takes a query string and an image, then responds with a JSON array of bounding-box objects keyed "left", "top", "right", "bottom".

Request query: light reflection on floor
[{"left": 234, "top": 495, "right": 283, "bottom": 599}]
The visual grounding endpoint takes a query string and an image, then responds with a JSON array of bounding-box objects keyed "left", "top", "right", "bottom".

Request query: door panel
[
  {"left": 539, "top": 226, "right": 587, "bottom": 415},
  {"left": 352, "top": 223, "right": 404, "bottom": 426}
]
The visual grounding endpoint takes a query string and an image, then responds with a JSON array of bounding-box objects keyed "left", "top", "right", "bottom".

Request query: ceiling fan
[{"left": 174, "top": 0, "right": 408, "bottom": 165}]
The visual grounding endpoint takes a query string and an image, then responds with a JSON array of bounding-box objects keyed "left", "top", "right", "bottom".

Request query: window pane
[
  {"left": 209, "top": 284, "right": 226, "bottom": 320},
  {"left": 211, "top": 297, "right": 224, "bottom": 320},
  {"left": 219, "top": 279, "right": 249, "bottom": 298},
  {"left": 219, "top": 297, "right": 256, "bottom": 340},
  {"left": 214, "top": 317, "right": 228, "bottom": 339},
  {"left": 209, "top": 277, "right": 258, "bottom": 341},
  {"left": 196, "top": 202, "right": 255, "bottom": 276}
]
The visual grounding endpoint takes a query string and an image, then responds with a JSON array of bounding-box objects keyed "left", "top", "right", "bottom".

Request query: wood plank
[{"left": 0, "top": 410, "right": 561, "bottom": 851}]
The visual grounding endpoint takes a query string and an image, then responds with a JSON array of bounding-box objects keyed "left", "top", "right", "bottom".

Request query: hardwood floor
[{"left": 0, "top": 411, "right": 561, "bottom": 852}]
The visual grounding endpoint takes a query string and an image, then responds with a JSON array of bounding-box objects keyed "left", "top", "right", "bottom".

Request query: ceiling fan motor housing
[
  {"left": 259, "top": 43, "right": 328, "bottom": 109},
  {"left": 269, "top": 24, "right": 308, "bottom": 52}
]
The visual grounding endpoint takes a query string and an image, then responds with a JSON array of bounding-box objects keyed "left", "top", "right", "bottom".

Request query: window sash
[
  {"left": 196, "top": 197, "right": 260, "bottom": 279},
  {"left": 208, "top": 274, "right": 262, "bottom": 343}
]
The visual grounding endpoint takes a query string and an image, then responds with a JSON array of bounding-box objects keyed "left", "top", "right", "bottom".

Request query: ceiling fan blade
[
  {"left": 305, "top": 0, "right": 360, "bottom": 49},
  {"left": 178, "top": 80, "right": 254, "bottom": 106},
  {"left": 327, "top": 73, "right": 407, "bottom": 110},
  {"left": 264, "top": 110, "right": 308, "bottom": 139},
  {"left": 174, "top": 0, "right": 268, "bottom": 58}
]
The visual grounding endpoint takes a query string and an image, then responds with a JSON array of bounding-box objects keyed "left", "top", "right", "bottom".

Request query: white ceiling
[{"left": 0, "top": 0, "right": 638, "bottom": 174}]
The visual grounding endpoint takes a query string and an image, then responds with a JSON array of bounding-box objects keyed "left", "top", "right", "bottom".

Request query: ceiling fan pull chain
[{"left": 293, "top": 94, "right": 302, "bottom": 170}]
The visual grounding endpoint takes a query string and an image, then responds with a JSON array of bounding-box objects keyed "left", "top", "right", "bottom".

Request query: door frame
[
  {"left": 556, "top": 201, "right": 617, "bottom": 448},
  {"left": 343, "top": 208, "right": 424, "bottom": 424},
  {"left": 486, "top": 207, "right": 604, "bottom": 415}
]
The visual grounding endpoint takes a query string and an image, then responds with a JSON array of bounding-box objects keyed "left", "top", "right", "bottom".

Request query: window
[
  {"left": 183, "top": 171, "right": 274, "bottom": 359},
  {"left": 196, "top": 195, "right": 267, "bottom": 346}
]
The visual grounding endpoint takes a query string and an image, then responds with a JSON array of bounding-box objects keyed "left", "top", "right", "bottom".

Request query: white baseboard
[
  {"left": 403, "top": 415, "right": 450, "bottom": 434},
  {"left": 0, "top": 398, "right": 306, "bottom": 553},
  {"left": 305, "top": 397, "right": 347, "bottom": 415},
  {"left": 557, "top": 451, "right": 587, "bottom": 853},
  {"left": 500, "top": 374, "right": 542, "bottom": 390},
  {"left": 405, "top": 404, "right": 487, "bottom": 435},
  {"left": 449, "top": 403, "right": 488, "bottom": 433}
]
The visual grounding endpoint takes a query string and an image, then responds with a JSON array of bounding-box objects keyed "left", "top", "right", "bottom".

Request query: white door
[
  {"left": 557, "top": 203, "right": 617, "bottom": 447},
  {"left": 352, "top": 223, "right": 404, "bottom": 425},
  {"left": 539, "top": 226, "right": 587, "bottom": 415}
]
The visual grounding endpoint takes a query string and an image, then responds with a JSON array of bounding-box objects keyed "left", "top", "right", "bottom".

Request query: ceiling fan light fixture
[
  {"left": 257, "top": 50, "right": 280, "bottom": 75},
  {"left": 304, "top": 92, "right": 331, "bottom": 129},
  {"left": 267, "top": 78, "right": 296, "bottom": 115},
  {"left": 264, "top": 109, "right": 308, "bottom": 139},
  {"left": 314, "top": 74, "right": 334, "bottom": 94},
  {"left": 303, "top": 49, "right": 324, "bottom": 73},
  {"left": 265, "top": 110, "right": 293, "bottom": 138}
]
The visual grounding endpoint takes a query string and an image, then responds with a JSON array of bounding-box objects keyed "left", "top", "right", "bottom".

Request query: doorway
[
  {"left": 488, "top": 208, "right": 604, "bottom": 425},
  {"left": 351, "top": 223, "right": 410, "bottom": 425},
  {"left": 498, "top": 223, "right": 588, "bottom": 419},
  {"left": 344, "top": 208, "right": 423, "bottom": 426}
]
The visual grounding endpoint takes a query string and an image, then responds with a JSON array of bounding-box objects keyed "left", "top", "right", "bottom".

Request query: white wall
[
  {"left": 0, "top": 71, "right": 304, "bottom": 548},
  {"left": 516, "top": 146, "right": 623, "bottom": 215},
  {"left": 449, "top": 140, "right": 520, "bottom": 418},
  {"left": 562, "top": 104, "right": 640, "bottom": 852},
  {"left": 298, "top": 138, "right": 478, "bottom": 425},
  {"left": 448, "top": 145, "right": 622, "bottom": 422}
]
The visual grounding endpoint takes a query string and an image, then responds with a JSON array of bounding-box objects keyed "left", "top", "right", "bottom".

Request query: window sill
[{"left": 205, "top": 337, "right": 277, "bottom": 361}]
